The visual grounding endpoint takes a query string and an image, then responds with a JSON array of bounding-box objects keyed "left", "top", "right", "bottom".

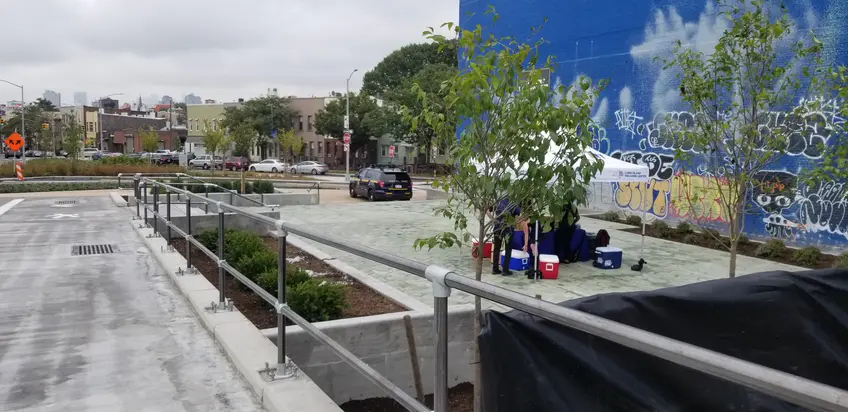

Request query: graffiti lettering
[
  {"left": 670, "top": 173, "right": 735, "bottom": 223},
  {"left": 755, "top": 98, "right": 844, "bottom": 159},
  {"left": 614, "top": 179, "right": 670, "bottom": 218},
  {"left": 798, "top": 181, "right": 848, "bottom": 238},
  {"left": 611, "top": 151, "right": 675, "bottom": 180}
]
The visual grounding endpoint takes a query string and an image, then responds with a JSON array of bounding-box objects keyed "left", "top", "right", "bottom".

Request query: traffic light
[{"left": 42, "top": 122, "right": 49, "bottom": 130}]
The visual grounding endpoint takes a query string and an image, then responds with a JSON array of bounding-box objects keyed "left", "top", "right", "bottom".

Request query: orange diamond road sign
[{"left": 4, "top": 132, "right": 23, "bottom": 152}]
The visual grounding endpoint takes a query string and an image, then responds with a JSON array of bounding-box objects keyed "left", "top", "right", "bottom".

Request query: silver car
[{"left": 290, "top": 161, "right": 329, "bottom": 175}]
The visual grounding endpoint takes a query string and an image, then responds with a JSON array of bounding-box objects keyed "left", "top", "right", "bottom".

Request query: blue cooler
[
  {"left": 594, "top": 247, "right": 623, "bottom": 269},
  {"left": 500, "top": 250, "right": 530, "bottom": 271}
]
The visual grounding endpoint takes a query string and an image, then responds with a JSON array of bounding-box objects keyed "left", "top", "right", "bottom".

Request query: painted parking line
[{"left": 0, "top": 199, "right": 24, "bottom": 218}]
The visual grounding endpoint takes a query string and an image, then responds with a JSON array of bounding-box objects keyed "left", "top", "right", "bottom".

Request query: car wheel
[
  {"left": 349, "top": 186, "right": 357, "bottom": 198},
  {"left": 231, "top": 166, "right": 237, "bottom": 172},
  {"left": 249, "top": 166, "right": 255, "bottom": 172},
  {"left": 311, "top": 169, "right": 318, "bottom": 175},
  {"left": 368, "top": 190, "right": 375, "bottom": 202},
  {"left": 203, "top": 163, "right": 210, "bottom": 170},
  {"left": 290, "top": 168, "right": 297, "bottom": 174},
  {"left": 271, "top": 167, "right": 278, "bottom": 173}
]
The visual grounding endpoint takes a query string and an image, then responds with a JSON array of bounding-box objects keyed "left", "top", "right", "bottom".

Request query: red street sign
[
  {"left": 343, "top": 132, "right": 351, "bottom": 144},
  {"left": 4, "top": 132, "right": 23, "bottom": 152},
  {"left": 388, "top": 145, "right": 395, "bottom": 158}
]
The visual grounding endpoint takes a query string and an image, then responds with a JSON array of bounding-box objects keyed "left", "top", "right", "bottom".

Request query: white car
[
  {"left": 290, "top": 161, "right": 329, "bottom": 175},
  {"left": 81, "top": 148, "right": 99, "bottom": 160},
  {"left": 249, "top": 159, "right": 287, "bottom": 173}
]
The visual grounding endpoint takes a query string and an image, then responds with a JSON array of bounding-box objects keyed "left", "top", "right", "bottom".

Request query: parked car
[
  {"left": 290, "top": 161, "right": 329, "bottom": 175},
  {"left": 224, "top": 156, "right": 251, "bottom": 171},
  {"left": 349, "top": 166, "right": 413, "bottom": 201},
  {"left": 4, "top": 149, "right": 21, "bottom": 158},
  {"left": 249, "top": 159, "right": 286, "bottom": 173},
  {"left": 156, "top": 153, "right": 178, "bottom": 165},
  {"left": 189, "top": 154, "right": 223, "bottom": 169},
  {"left": 81, "top": 148, "right": 99, "bottom": 160}
]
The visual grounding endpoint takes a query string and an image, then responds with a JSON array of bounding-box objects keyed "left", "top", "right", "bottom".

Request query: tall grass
[{"left": 0, "top": 159, "right": 181, "bottom": 178}]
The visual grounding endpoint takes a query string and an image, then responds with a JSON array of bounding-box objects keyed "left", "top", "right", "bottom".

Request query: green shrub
[
  {"left": 652, "top": 220, "right": 672, "bottom": 238},
  {"left": 738, "top": 234, "right": 751, "bottom": 245},
  {"left": 235, "top": 250, "right": 278, "bottom": 280},
  {"left": 256, "top": 267, "right": 312, "bottom": 294},
  {"left": 223, "top": 230, "right": 266, "bottom": 263},
  {"left": 834, "top": 252, "right": 848, "bottom": 268},
  {"left": 682, "top": 234, "right": 701, "bottom": 245},
  {"left": 0, "top": 182, "right": 119, "bottom": 193},
  {"left": 252, "top": 180, "right": 275, "bottom": 194},
  {"left": 195, "top": 228, "right": 222, "bottom": 252},
  {"left": 676, "top": 222, "right": 694, "bottom": 236},
  {"left": 286, "top": 266, "right": 312, "bottom": 285},
  {"left": 257, "top": 271, "right": 278, "bottom": 294},
  {"left": 755, "top": 239, "right": 787, "bottom": 258},
  {"left": 98, "top": 155, "right": 147, "bottom": 166},
  {"left": 287, "top": 279, "right": 346, "bottom": 322},
  {"left": 0, "top": 158, "right": 182, "bottom": 178},
  {"left": 625, "top": 215, "right": 642, "bottom": 226},
  {"left": 792, "top": 246, "right": 822, "bottom": 268},
  {"left": 600, "top": 211, "right": 619, "bottom": 222}
]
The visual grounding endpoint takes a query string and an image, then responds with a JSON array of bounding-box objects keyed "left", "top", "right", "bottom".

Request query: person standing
[
  {"left": 555, "top": 202, "right": 580, "bottom": 263},
  {"left": 489, "top": 198, "right": 521, "bottom": 275}
]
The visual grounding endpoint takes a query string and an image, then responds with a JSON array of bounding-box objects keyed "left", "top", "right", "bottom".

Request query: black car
[{"left": 349, "top": 166, "right": 413, "bottom": 201}]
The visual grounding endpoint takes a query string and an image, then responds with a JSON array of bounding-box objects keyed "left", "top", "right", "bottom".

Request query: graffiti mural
[{"left": 463, "top": 0, "right": 848, "bottom": 247}]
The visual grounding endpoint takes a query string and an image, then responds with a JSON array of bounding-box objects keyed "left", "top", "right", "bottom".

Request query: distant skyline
[{"left": 0, "top": 0, "right": 458, "bottom": 104}]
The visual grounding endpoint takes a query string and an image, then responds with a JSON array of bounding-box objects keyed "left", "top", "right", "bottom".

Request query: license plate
[{"left": 394, "top": 185, "right": 402, "bottom": 188}]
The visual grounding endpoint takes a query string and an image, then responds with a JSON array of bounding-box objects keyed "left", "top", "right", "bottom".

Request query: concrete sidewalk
[
  {"left": 278, "top": 200, "right": 804, "bottom": 310},
  {"left": 0, "top": 196, "right": 261, "bottom": 411}
]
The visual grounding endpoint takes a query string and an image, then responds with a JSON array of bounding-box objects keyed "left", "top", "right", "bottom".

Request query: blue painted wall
[{"left": 460, "top": 0, "right": 848, "bottom": 248}]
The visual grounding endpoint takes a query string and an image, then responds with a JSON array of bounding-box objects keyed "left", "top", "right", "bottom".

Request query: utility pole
[{"left": 345, "top": 68, "right": 358, "bottom": 182}]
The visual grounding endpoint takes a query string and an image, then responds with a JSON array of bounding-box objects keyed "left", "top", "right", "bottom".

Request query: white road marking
[{"left": 0, "top": 199, "right": 24, "bottom": 217}]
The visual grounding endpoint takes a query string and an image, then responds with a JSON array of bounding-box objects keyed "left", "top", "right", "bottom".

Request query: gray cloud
[{"left": 0, "top": 0, "right": 457, "bottom": 105}]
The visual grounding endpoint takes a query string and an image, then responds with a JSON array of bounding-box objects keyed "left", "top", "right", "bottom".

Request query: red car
[{"left": 224, "top": 156, "right": 251, "bottom": 171}]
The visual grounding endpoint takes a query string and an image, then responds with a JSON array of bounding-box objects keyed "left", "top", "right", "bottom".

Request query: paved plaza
[
  {"left": 0, "top": 193, "right": 260, "bottom": 412},
  {"left": 279, "top": 199, "right": 804, "bottom": 310}
]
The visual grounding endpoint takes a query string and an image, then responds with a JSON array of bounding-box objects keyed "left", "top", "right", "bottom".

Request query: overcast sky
[{"left": 0, "top": 0, "right": 458, "bottom": 106}]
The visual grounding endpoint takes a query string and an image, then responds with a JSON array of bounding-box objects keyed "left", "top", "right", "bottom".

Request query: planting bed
[
  {"left": 589, "top": 213, "right": 843, "bottom": 269},
  {"left": 169, "top": 238, "right": 404, "bottom": 329},
  {"left": 340, "top": 382, "right": 473, "bottom": 412}
]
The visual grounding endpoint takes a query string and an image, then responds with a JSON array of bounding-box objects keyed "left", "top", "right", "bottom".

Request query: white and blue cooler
[
  {"left": 500, "top": 250, "right": 530, "bottom": 271},
  {"left": 594, "top": 247, "right": 623, "bottom": 269}
]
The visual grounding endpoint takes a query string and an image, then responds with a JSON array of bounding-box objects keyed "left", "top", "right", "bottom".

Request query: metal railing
[
  {"left": 125, "top": 172, "right": 272, "bottom": 208},
  {"left": 133, "top": 174, "right": 848, "bottom": 412}
]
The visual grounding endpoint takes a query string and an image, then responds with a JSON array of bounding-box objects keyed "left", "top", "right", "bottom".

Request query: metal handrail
[
  {"left": 129, "top": 172, "right": 270, "bottom": 208},
  {"left": 134, "top": 175, "right": 848, "bottom": 412}
]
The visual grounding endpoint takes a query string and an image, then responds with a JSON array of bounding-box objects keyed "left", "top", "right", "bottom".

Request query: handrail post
[
  {"left": 185, "top": 195, "right": 194, "bottom": 274},
  {"left": 165, "top": 187, "right": 172, "bottom": 246},
  {"left": 204, "top": 183, "right": 210, "bottom": 214},
  {"left": 425, "top": 265, "right": 452, "bottom": 412},
  {"left": 215, "top": 204, "right": 229, "bottom": 311},
  {"left": 153, "top": 183, "right": 160, "bottom": 236},
  {"left": 143, "top": 182, "right": 149, "bottom": 227},
  {"left": 133, "top": 174, "right": 140, "bottom": 218},
  {"left": 274, "top": 221, "right": 295, "bottom": 379}
]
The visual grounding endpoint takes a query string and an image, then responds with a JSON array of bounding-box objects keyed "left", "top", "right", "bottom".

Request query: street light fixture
[
  {"left": 97, "top": 93, "right": 123, "bottom": 151},
  {"left": 0, "top": 79, "right": 25, "bottom": 164},
  {"left": 345, "top": 68, "right": 358, "bottom": 182}
]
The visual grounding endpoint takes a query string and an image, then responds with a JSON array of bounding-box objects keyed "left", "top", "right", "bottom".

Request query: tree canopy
[
  {"left": 221, "top": 95, "right": 298, "bottom": 140},
  {"left": 314, "top": 93, "right": 383, "bottom": 151},
  {"left": 361, "top": 41, "right": 457, "bottom": 97}
]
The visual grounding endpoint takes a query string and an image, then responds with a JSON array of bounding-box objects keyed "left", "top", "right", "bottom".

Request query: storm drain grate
[
  {"left": 72, "top": 244, "right": 116, "bottom": 256},
  {"left": 55, "top": 200, "right": 77, "bottom": 205}
]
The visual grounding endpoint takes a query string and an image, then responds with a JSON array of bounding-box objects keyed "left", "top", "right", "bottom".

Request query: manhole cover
[
  {"left": 55, "top": 200, "right": 77, "bottom": 205},
  {"left": 72, "top": 244, "right": 116, "bottom": 256}
]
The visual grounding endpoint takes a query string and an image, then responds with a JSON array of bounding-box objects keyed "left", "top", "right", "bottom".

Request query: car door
[
  {"left": 361, "top": 169, "right": 377, "bottom": 195},
  {"left": 256, "top": 160, "right": 271, "bottom": 172},
  {"left": 351, "top": 170, "right": 364, "bottom": 195}
]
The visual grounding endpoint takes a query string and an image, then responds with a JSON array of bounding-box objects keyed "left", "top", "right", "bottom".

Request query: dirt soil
[
  {"left": 169, "top": 238, "right": 405, "bottom": 329},
  {"left": 339, "top": 382, "right": 473, "bottom": 412},
  {"left": 589, "top": 216, "right": 841, "bottom": 269}
]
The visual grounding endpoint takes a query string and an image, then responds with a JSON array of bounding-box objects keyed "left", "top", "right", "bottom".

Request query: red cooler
[
  {"left": 538, "top": 254, "right": 559, "bottom": 279},
  {"left": 471, "top": 238, "right": 493, "bottom": 259}
]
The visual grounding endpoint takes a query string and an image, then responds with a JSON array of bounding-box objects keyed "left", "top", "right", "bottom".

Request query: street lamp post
[
  {"left": 345, "top": 68, "right": 358, "bottom": 182},
  {"left": 0, "top": 79, "right": 25, "bottom": 164},
  {"left": 97, "top": 93, "right": 123, "bottom": 152}
]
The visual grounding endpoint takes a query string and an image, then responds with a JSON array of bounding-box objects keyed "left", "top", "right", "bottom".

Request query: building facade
[
  {"left": 461, "top": 0, "right": 848, "bottom": 249},
  {"left": 42, "top": 90, "right": 61, "bottom": 107},
  {"left": 73, "top": 92, "right": 87, "bottom": 106}
]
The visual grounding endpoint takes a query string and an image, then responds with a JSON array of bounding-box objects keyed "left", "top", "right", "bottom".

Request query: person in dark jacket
[
  {"left": 555, "top": 202, "right": 580, "bottom": 263},
  {"left": 489, "top": 198, "right": 521, "bottom": 275}
]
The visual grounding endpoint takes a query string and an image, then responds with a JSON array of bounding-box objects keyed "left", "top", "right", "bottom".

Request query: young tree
[
  {"left": 202, "top": 120, "right": 229, "bottom": 173},
  {"left": 62, "top": 117, "right": 84, "bottom": 172},
  {"left": 228, "top": 122, "right": 256, "bottom": 191},
  {"left": 140, "top": 127, "right": 160, "bottom": 165},
  {"left": 220, "top": 95, "right": 298, "bottom": 159},
  {"left": 800, "top": 66, "right": 848, "bottom": 185},
  {"left": 662, "top": 0, "right": 824, "bottom": 277},
  {"left": 277, "top": 129, "right": 303, "bottom": 164},
  {"left": 412, "top": 10, "right": 605, "bottom": 411}
]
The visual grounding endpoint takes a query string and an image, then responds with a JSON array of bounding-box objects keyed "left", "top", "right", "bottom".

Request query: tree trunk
[
  {"left": 729, "top": 238, "right": 738, "bottom": 278},
  {"left": 473, "top": 216, "right": 485, "bottom": 412},
  {"left": 240, "top": 169, "right": 246, "bottom": 193}
]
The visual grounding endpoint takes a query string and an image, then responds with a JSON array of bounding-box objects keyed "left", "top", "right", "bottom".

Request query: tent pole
[{"left": 640, "top": 209, "right": 647, "bottom": 259}]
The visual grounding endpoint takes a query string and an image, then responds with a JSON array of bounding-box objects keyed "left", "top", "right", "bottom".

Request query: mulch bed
[
  {"left": 169, "top": 238, "right": 405, "bottom": 329},
  {"left": 339, "top": 382, "right": 473, "bottom": 412},
  {"left": 588, "top": 216, "right": 840, "bottom": 269}
]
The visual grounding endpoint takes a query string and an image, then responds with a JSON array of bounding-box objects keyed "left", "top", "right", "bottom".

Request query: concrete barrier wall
[
  {"left": 141, "top": 191, "right": 318, "bottom": 206},
  {"left": 265, "top": 307, "right": 476, "bottom": 404},
  {"left": 146, "top": 210, "right": 281, "bottom": 239}
]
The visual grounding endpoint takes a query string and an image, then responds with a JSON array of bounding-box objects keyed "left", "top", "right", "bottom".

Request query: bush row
[
  {"left": 196, "top": 229, "right": 345, "bottom": 322},
  {"left": 0, "top": 159, "right": 182, "bottom": 178},
  {"left": 168, "top": 178, "right": 275, "bottom": 195},
  {"left": 0, "top": 182, "right": 119, "bottom": 193}
]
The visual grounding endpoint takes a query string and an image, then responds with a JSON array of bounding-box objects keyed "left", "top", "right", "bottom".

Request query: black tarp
[{"left": 479, "top": 268, "right": 848, "bottom": 412}]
